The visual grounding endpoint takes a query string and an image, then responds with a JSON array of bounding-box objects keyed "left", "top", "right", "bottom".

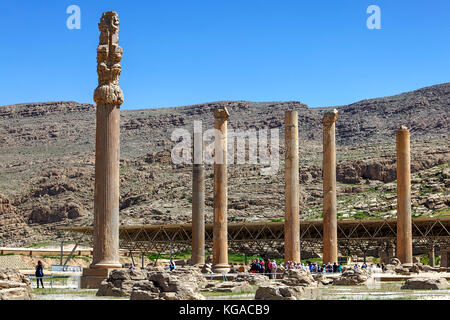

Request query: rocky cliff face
[{"left": 0, "top": 83, "right": 448, "bottom": 246}]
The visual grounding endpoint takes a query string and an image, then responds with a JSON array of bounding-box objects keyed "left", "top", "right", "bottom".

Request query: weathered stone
[
  {"left": 201, "top": 263, "right": 212, "bottom": 273},
  {"left": 254, "top": 268, "right": 319, "bottom": 300},
  {"left": 409, "top": 264, "right": 421, "bottom": 274},
  {"left": 323, "top": 109, "right": 338, "bottom": 264},
  {"left": 96, "top": 269, "right": 147, "bottom": 296},
  {"left": 192, "top": 149, "right": 205, "bottom": 265},
  {"left": 394, "top": 266, "right": 411, "bottom": 275},
  {"left": 320, "top": 278, "right": 334, "bottom": 285},
  {"left": 333, "top": 269, "right": 369, "bottom": 285},
  {"left": 255, "top": 283, "right": 318, "bottom": 300},
  {"left": 97, "top": 267, "right": 205, "bottom": 300},
  {"left": 390, "top": 258, "right": 401, "bottom": 266},
  {"left": 82, "top": 11, "right": 124, "bottom": 289},
  {"left": 401, "top": 278, "right": 449, "bottom": 290},
  {"left": 281, "top": 269, "right": 317, "bottom": 287},
  {"left": 422, "top": 265, "right": 440, "bottom": 272},
  {"left": 212, "top": 281, "right": 253, "bottom": 293},
  {"left": 212, "top": 107, "right": 231, "bottom": 274},
  {"left": 396, "top": 126, "right": 413, "bottom": 264},
  {"left": 130, "top": 280, "right": 160, "bottom": 300},
  {"left": 90, "top": 11, "right": 123, "bottom": 270},
  {"left": 234, "top": 273, "right": 270, "bottom": 286},
  {"left": 0, "top": 268, "right": 32, "bottom": 300},
  {"left": 285, "top": 111, "right": 300, "bottom": 263}
]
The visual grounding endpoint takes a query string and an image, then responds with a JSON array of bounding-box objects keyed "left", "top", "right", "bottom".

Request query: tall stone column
[
  {"left": 429, "top": 245, "right": 435, "bottom": 267},
  {"left": 191, "top": 125, "right": 205, "bottom": 265},
  {"left": 81, "top": 11, "right": 123, "bottom": 288},
  {"left": 212, "top": 107, "right": 230, "bottom": 273},
  {"left": 284, "top": 111, "right": 300, "bottom": 263},
  {"left": 322, "top": 110, "right": 338, "bottom": 265},
  {"left": 396, "top": 126, "right": 412, "bottom": 264},
  {"left": 440, "top": 246, "right": 450, "bottom": 268}
]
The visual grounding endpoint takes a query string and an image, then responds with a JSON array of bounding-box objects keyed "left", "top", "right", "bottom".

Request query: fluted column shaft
[
  {"left": 284, "top": 111, "right": 300, "bottom": 263},
  {"left": 191, "top": 128, "right": 205, "bottom": 265},
  {"left": 91, "top": 104, "right": 121, "bottom": 268},
  {"left": 212, "top": 107, "right": 230, "bottom": 273},
  {"left": 396, "top": 126, "right": 412, "bottom": 264},
  {"left": 323, "top": 110, "right": 338, "bottom": 265}
]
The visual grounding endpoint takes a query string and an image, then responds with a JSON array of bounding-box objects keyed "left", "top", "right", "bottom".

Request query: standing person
[
  {"left": 337, "top": 263, "right": 342, "bottom": 273},
  {"left": 326, "top": 262, "right": 333, "bottom": 273},
  {"left": 35, "top": 260, "right": 44, "bottom": 289},
  {"left": 271, "top": 260, "right": 277, "bottom": 278},
  {"left": 250, "top": 260, "right": 257, "bottom": 273},
  {"left": 169, "top": 260, "right": 176, "bottom": 271},
  {"left": 266, "top": 259, "right": 272, "bottom": 278},
  {"left": 333, "top": 262, "right": 338, "bottom": 273}
]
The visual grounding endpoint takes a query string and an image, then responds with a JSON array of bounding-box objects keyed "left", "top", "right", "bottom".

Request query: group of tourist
[
  {"left": 304, "top": 262, "right": 342, "bottom": 273},
  {"left": 354, "top": 263, "right": 383, "bottom": 271},
  {"left": 249, "top": 258, "right": 278, "bottom": 278},
  {"left": 285, "top": 261, "right": 343, "bottom": 273},
  {"left": 249, "top": 259, "right": 347, "bottom": 275}
]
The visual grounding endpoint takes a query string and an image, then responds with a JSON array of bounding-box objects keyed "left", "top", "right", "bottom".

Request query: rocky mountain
[{"left": 0, "top": 83, "right": 448, "bottom": 246}]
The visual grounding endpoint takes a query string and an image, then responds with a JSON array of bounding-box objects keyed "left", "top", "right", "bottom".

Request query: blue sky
[{"left": 1, "top": 0, "right": 450, "bottom": 110}]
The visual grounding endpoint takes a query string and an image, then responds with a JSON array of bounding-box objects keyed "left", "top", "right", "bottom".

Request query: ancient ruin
[
  {"left": 322, "top": 110, "right": 338, "bottom": 264},
  {"left": 284, "top": 111, "right": 300, "bottom": 263},
  {"left": 1, "top": 5, "right": 449, "bottom": 303},
  {"left": 0, "top": 268, "right": 33, "bottom": 300},
  {"left": 212, "top": 107, "right": 231, "bottom": 273},
  {"left": 396, "top": 126, "right": 413, "bottom": 264},
  {"left": 191, "top": 127, "right": 205, "bottom": 265},
  {"left": 80, "top": 11, "right": 123, "bottom": 288}
]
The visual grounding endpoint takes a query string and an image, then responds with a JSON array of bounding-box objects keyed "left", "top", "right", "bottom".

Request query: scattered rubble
[
  {"left": 401, "top": 278, "right": 449, "bottom": 290},
  {"left": 0, "top": 268, "right": 33, "bottom": 300}
]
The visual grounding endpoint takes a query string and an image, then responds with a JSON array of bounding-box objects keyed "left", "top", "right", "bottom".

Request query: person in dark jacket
[
  {"left": 35, "top": 260, "right": 44, "bottom": 288},
  {"left": 333, "top": 262, "right": 338, "bottom": 273}
]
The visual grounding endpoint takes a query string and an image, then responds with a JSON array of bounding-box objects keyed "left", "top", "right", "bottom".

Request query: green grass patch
[
  {"left": 144, "top": 251, "right": 281, "bottom": 265},
  {"left": 26, "top": 241, "right": 52, "bottom": 248},
  {"left": 301, "top": 257, "right": 323, "bottom": 265},
  {"left": 419, "top": 187, "right": 433, "bottom": 196},
  {"left": 433, "top": 208, "right": 450, "bottom": 217},
  {"left": 353, "top": 211, "right": 369, "bottom": 219},
  {"left": 37, "top": 254, "right": 91, "bottom": 262}
]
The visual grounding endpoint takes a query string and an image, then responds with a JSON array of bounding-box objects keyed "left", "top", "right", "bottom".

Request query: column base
[
  {"left": 212, "top": 263, "right": 231, "bottom": 274},
  {"left": 80, "top": 267, "right": 118, "bottom": 289},
  {"left": 90, "top": 262, "right": 122, "bottom": 269}
]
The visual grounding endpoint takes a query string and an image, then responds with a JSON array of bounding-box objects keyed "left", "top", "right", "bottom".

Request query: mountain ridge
[{"left": 0, "top": 82, "right": 448, "bottom": 246}]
